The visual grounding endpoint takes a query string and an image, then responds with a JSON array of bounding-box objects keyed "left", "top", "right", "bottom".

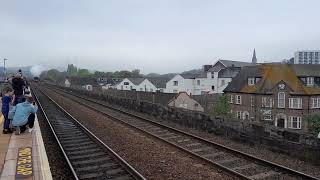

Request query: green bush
[{"left": 307, "top": 113, "right": 320, "bottom": 135}]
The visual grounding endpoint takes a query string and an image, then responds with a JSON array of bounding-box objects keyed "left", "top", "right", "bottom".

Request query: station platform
[{"left": 0, "top": 114, "right": 53, "bottom": 180}]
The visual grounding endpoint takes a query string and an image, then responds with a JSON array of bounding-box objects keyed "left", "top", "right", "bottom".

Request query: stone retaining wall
[{"left": 55, "top": 84, "right": 320, "bottom": 164}]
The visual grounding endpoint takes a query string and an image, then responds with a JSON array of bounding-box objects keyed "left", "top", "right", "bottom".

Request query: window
[
  {"left": 278, "top": 92, "right": 285, "bottom": 108},
  {"left": 288, "top": 116, "right": 302, "bottom": 129},
  {"left": 236, "top": 95, "right": 241, "bottom": 105},
  {"left": 248, "top": 78, "right": 255, "bottom": 85},
  {"left": 262, "top": 97, "right": 273, "bottom": 108},
  {"left": 211, "top": 72, "right": 214, "bottom": 78},
  {"left": 221, "top": 80, "right": 225, "bottom": 86},
  {"left": 124, "top": 82, "right": 129, "bottom": 85},
  {"left": 212, "top": 86, "right": 215, "bottom": 91},
  {"left": 264, "top": 115, "right": 272, "bottom": 121},
  {"left": 289, "top": 98, "right": 302, "bottom": 109},
  {"left": 250, "top": 96, "right": 254, "bottom": 107},
  {"left": 237, "top": 111, "right": 242, "bottom": 119},
  {"left": 230, "top": 95, "right": 234, "bottom": 104},
  {"left": 311, "top": 98, "right": 320, "bottom": 108},
  {"left": 173, "top": 81, "right": 178, "bottom": 86},
  {"left": 197, "top": 80, "right": 200, "bottom": 86},
  {"left": 307, "top": 77, "right": 314, "bottom": 86}
]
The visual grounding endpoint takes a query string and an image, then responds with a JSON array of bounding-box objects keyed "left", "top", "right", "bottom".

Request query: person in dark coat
[{"left": 12, "top": 73, "right": 26, "bottom": 105}]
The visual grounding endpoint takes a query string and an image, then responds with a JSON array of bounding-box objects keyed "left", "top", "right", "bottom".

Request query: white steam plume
[{"left": 30, "top": 65, "right": 46, "bottom": 77}]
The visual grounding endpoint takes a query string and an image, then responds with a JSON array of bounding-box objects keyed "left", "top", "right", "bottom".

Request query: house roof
[
  {"left": 208, "top": 60, "right": 254, "bottom": 72},
  {"left": 224, "top": 64, "right": 320, "bottom": 95},
  {"left": 289, "top": 64, "right": 320, "bottom": 77},
  {"left": 219, "top": 60, "right": 254, "bottom": 68},
  {"left": 148, "top": 77, "right": 170, "bottom": 88},
  {"left": 180, "top": 74, "right": 199, "bottom": 79},
  {"left": 127, "top": 78, "right": 145, "bottom": 85},
  {"left": 218, "top": 68, "right": 241, "bottom": 78}
]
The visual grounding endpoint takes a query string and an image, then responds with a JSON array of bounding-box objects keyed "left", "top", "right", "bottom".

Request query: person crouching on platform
[
  {"left": 2, "top": 87, "right": 15, "bottom": 134},
  {"left": 12, "top": 96, "right": 38, "bottom": 135}
]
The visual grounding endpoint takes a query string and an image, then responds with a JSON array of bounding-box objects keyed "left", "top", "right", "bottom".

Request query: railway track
[
  {"left": 41, "top": 84, "right": 319, "bottom": 180},
  {"left": 32, "top": 87, "right": 146, "bottom": 180}
]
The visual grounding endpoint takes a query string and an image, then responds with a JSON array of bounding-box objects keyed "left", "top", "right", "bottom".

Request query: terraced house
[{"left": 224, "top": 64, "right": 320, "bottom": 132}]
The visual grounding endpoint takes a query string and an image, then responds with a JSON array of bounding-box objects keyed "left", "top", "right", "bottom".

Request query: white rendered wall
[
  {"left": 137, "top": 79, "right": 158, "bottom": 92},
  {"left": 116, "top": 78, "right": 137, "bottom": 90},
  {"left": 166, "top": 75, "right": 195, "bottom": 95}
]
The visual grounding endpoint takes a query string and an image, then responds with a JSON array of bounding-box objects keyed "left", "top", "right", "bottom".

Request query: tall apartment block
[{"left": 294, "top": 50, "right": 320, "bottom": 64}]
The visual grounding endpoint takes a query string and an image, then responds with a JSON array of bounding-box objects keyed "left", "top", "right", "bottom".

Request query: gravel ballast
[
  {"left": 41, "top": 87, "right": 235, "bottom": 180},
  {"left": 37, "top": 110, "right": 75, "bottom": 180}
]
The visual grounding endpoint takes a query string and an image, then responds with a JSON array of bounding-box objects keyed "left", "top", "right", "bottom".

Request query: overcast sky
[{"left": 1, "top": 0, "right": 319, "bottom": 74}]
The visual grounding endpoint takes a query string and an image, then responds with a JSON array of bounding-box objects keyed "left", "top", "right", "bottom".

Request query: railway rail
[
  {"left": 32, "top": 87, "right": 146, "bottom": 180},
  {"left": 41, "top": 84, "right": 319, "bottom": 180}
]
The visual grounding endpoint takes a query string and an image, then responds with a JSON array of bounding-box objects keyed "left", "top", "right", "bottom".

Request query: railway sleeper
[{"left": 69, "top": 152, "right": 106, "bottom": 160}]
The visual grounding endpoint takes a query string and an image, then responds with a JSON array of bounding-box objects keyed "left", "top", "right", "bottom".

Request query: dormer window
[
  {"left": 248, "top": 77, "right": 261, "bottom": 85},
  {"left": 307, "top": 77, "right": 314, "bottom": 86}
]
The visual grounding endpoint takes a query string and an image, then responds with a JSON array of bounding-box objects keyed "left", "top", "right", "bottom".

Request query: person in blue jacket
[
  {"left": 2, "top": 87, "right": 14, "bottom": 134},
  {"left": 12, "top": 96, "right": 38, "bottom": 135}
]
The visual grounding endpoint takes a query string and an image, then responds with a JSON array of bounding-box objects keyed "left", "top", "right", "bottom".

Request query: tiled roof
[{"left": 224, "top": 64, "right": 320, "bottom": 95}]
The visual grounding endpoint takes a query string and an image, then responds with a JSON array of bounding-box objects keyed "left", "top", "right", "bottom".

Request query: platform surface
[{"left": 0, "top": 114, "right": 53, "bottom": 180}]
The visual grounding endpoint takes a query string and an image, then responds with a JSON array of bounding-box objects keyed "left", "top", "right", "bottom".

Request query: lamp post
[{"left": 3, "top": 58, "right": 8, "bottom": 81}]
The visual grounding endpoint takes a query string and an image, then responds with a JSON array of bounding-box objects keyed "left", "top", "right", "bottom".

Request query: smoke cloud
[{"left": 30, "top": 65, "right": 46, "bottom": 77}]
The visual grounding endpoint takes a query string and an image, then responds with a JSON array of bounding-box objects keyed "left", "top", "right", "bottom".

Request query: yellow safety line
[{"left": 0, "top": 115, "right": 3, "bottom": 126}]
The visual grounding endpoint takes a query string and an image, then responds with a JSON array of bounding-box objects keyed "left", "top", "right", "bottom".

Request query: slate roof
[
  {"left": 219, "top": 60, "right": 254, "bottom": 68},
  {"left": 127, "top": 78, "right": 145, "bottom": 85},
  {"left": 148, "top": 77, "right": 170, "bottom": 88},
  {"left": 218, "top": 68, "right": 241, "bottom": 78},
  {"left": 180, "top": 74, "right": 199, "bottom": 79},
  {"left": 224, "top": 64, "right": 320, "bottom": 95},
  {"left": 289, "top": 64, "right": 320, "bottom": 77}
]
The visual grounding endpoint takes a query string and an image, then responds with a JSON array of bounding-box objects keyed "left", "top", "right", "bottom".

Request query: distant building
[
  {"left": 166, "top": 59, "right": 254, "bottom": 95},
  {"left": 168, "top": 92, "right": 204, "bottom": 112},
  {"left": 115, "top": 78, "right": 145, "bottom": 91},
  {"left": 224, "top": 64, "right": 320, "bottom": 132},
  {"left": 294, "top": 50, "right": 320, "bottom": 64},
  {"left": 65, "top": 79, "right": 71, "bottom": 87}
]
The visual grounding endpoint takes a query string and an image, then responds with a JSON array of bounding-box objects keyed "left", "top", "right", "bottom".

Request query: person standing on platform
[
  {"left": 12, "top": 96, "right": 38, "bottom": 135},
  {"left": 2, "top": 87, "right": 14, "bottom": 134},
  {"left": 12, "top": 72, "right": 26, "bottom": 105}
]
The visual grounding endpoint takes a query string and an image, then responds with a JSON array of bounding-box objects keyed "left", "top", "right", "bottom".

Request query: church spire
[{"left": 252, "top": 49, "right": 257, "bottom": 64}]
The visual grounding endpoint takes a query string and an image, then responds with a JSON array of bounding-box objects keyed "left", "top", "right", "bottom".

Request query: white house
[
  {"left": 137, "top": 79, "right": 157, "bottom": 92},
  {"left": 166, "top": 74, "right": 196, "bottom": 94},
  {"left": 82, "top": 84, "right": 93, "bottom": 91},
  {"left": 166, "top": 59, "right": 254, "bottom": 95},
  {"left": 115, "top": 78, "right": 145, "bottom": 91}
]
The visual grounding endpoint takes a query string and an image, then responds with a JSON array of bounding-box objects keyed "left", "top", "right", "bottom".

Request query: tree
[
  {"left": 307, "top": 113, "right": 320, "bottom": 135},
  {"left": 67, "top": 64, "right": 78, "bottom": 76},
  {"left": 77, "top": 69, "right": 91, "bottom": 77},
  {"left": 131, "top": 69, "right": 141, "bottom": 77},
  {"left": 212, "top": 95, "right": 232, "bottom": 120}
]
